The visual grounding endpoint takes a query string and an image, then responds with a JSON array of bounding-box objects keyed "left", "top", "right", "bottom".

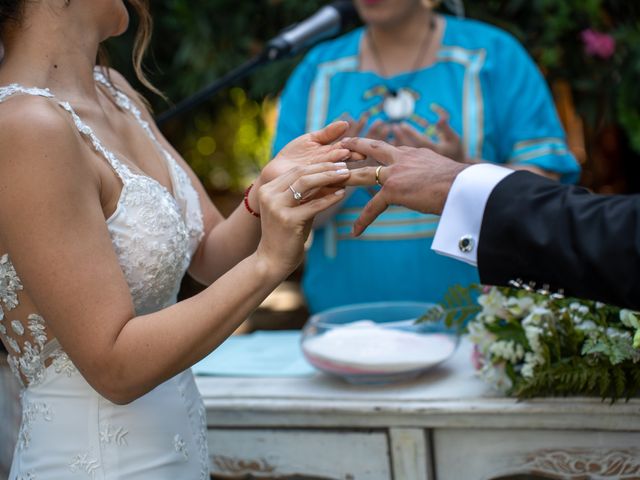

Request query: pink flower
[
  {"left": 471, "top": 345, "right": 484, "bottom": 370},
  {"left": 581, "top": 29, "right": 616, "bottom": 60}
]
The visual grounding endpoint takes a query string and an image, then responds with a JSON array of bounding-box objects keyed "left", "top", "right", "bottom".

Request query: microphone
[{"left": 264, "top": 1, "right": 358, "bottom": 61}]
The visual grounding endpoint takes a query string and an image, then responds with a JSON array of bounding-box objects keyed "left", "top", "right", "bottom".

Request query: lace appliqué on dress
[
  {"left": 51, "top": 349, "right": 78, "bottom": 377},
  {"left": 0, "top": 253, "right": 23, "bottom": 311},
  {"left": 173, "top": 434, "right": 189, "bottom": 461},
  {"left": 0, "top": 254, "right": 75, "bottom": 387},
  {"left": 100, "top": 425, "right": 129, "bottom": 446},
  {"left": 16, "top": 473, "right": 36, "bottom": 480},
  {"left": 68, "top": 452, "right": 100, "bottom": 479},
  {"left": 18, "top": 401, "right": 53, "bottom": 451},
  {"left": 11, "top": 319, "right": 25, "bottom": 336},
  {"left": 196, "top": 404, "right": 209, "bottom": 480}
]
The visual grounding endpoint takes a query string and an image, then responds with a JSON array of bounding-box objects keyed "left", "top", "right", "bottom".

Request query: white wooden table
[{"left": 196, "top": 339, "right": 640, "bottom": 480}]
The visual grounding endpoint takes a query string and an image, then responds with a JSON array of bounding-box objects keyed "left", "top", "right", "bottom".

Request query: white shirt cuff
[{"left": 432, "top": 163, "right": 514, "bottom": 266}]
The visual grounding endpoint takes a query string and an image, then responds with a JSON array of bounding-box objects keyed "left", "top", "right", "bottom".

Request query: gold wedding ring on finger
[
  {"left": 289, "top": 184, "right": 303, "bottom": 203},
  {"left": 375, "top": 165, "right": 384, "bottom": 187}
]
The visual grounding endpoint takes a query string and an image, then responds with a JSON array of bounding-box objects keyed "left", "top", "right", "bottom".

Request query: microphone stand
[
  {"left": 154, "top": 51, "right": 270, "bottom": 128},
  {"left": 153, "top": 0, "right": 357, "bottom": 127}
]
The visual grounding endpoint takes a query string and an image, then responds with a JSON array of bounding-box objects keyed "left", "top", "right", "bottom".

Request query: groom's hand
[{"left": 340, "top": 138, "right": 468, "bottom": 236}]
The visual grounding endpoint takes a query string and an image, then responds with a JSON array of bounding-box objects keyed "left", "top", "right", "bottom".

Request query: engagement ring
[{"left": 289, "top": 185, "right": 303, "bottom": 202}]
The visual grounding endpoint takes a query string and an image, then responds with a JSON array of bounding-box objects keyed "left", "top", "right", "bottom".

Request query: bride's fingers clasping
[
  {"left": 283, "top": 168, "right": 350, "bottom": 206},
  {"left": 292, "top": 188, "right": 347, "bottom": 219},
  {"left": 309, "top": 120, "right": 350, "bottom": 145},
  {"left": 267, "top": 162, "right": 347, "bottom": 190},
  {"left": 259, "top": 162, "right": 350, "bottom": 209}
]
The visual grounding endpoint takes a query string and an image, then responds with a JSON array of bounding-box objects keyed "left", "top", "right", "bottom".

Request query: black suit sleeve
[{"left": 478, "top": 171, "right": 640, "bottom": 309}]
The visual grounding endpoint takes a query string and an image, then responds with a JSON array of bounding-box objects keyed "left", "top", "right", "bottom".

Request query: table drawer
[
  {"left": 433, "top": 428, "right": 640, "bottom": 480},
  {"left": 208, "top": 428, "right": 391, "bottom": 480}
]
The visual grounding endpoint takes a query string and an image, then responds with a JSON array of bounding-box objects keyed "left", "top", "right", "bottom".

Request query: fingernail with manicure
[
  {"left": 335, "top": 189, "right": 346, "bottom": 196},
  {"left": 335, "top": 169, "right": 349, "bottom": 175},
  {"left": 335, "top": 162, "right": 347, "bottom": 168}
]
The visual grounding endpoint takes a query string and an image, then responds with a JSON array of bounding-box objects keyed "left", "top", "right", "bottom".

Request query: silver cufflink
[{"left": 458, "top": 235, "right": 474, "bottom": 253}]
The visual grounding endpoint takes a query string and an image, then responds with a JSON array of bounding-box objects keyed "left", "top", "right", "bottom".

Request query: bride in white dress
[{"left": 0, "top": 1, "right": 361, "bottom": 478}]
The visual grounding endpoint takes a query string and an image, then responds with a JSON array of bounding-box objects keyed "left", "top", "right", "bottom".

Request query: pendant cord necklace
[{"left": 367, "top": 15, "right": 437, "bottom": 96}]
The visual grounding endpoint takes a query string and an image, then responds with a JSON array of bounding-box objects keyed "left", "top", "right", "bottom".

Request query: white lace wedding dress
[{"left": 0, "top": 70, "right": 210, "bottom": 479}]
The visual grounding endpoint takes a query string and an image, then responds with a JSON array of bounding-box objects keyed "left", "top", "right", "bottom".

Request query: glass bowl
[{"left": 301, "top": 301, "right": 459, "bottom": 385}]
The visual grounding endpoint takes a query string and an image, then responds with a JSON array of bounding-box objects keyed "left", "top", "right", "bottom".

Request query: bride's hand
[{"left": 255, "top": 162, "right": 350, "bottom": 276}]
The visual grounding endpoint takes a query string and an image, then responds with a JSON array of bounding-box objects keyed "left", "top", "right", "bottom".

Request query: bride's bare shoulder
[
  {"left": 0, "top": 94, "right": 73, "bottom": 146},
  {"left": 0, "top": 94, "right": 94, "bottom": 188}
]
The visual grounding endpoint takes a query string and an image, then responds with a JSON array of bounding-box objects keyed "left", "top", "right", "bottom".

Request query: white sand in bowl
[{"left": 302, "top": 320, "right": 456, "bottom": 373}]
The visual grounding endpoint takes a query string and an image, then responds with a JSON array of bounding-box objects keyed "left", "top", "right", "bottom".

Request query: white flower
[
  {"left": 467, "top": 320, "right": 495, "bottom": 356},
  {"left": 568, "top": 302, "right": 590, "bottom": 320},
  {"left": 606, "top": 327, "right": 631, "bottom": 340},
  {"left": 575, "top": 320, "right": 597, "bottom": 332},
  {"left": 521, "top": 351, "right": 545, "bottom": 378},
  {"left": 505, "top": 296, "right": 535, "bottom": 317},
  {"left": 523, "top": 324, "right": 543, "bottom": 353},
  {"left": 478, "top": 288, "right": 507, "bottom": 320},
  {"left": 489, "top": 340, "right": 525, "bottom": 364},
  {"left": 522, "top": 306, "right": 551, "bottom": 326},
  {"left": 478, "top": 362, "right": 513, "bottom": 392}
]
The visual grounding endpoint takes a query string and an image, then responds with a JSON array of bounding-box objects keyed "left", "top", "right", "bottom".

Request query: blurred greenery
[
  {"left": 105, "top": 0, "right": 640, "bottom": 194},
  {"left": 465, "top": 0, "right": 640, "bottom": 158}
]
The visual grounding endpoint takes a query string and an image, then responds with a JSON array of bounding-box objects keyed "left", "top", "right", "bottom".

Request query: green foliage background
[{"left": 105, "top": 0, "right": 640, "bottom": 194}]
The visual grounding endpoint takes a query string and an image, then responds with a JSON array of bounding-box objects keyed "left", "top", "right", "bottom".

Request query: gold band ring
[{"left": 375, "top": 165, "right": 383, "bottom": 187}]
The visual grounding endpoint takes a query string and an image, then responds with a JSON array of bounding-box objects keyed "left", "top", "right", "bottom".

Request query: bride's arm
[{"left": 0, "top": 99, "right": 348, "bottom": 405}]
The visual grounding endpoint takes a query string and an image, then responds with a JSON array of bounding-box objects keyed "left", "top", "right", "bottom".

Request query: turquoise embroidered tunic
[{"left": 273, "top": 16, "right": 581, "bottom": 314}]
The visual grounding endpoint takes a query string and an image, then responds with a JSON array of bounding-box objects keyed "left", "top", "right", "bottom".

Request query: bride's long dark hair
[{"left": 0, "top": 0, "right": 162, "bottom": 99}]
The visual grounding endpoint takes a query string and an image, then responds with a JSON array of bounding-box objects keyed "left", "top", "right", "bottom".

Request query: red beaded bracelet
[{"left": 243, "top": 183, "right": 260, "bottom": 218}]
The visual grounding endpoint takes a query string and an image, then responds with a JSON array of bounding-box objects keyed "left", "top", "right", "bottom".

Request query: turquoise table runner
[{"left": 192, "top": 330, "right": 315, "bottom": 377}]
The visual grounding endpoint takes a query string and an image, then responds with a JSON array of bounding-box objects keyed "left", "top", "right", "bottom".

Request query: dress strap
[
  {"left": 0, "top": 83, "right": 134, "bottom": 181},
  {"left": 93, "top": 70, "right": 179, "bottom": 178},
  {"left": 0, "top": 84, "right": 54, "bottom": 102}
]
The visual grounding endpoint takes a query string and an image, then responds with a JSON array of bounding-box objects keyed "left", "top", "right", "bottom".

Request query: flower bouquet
[{"left": 420, "top": 285, "right": 640, "bottom": 402}]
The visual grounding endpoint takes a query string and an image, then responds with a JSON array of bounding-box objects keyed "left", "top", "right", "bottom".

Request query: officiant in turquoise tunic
[{"left": 273, "top": 0, "right": 581, "bottom": 314}]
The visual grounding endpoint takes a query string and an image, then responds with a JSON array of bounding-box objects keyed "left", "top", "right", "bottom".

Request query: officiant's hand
[
  {"left": 340, "top": 138, "right": 468, "bottom": 236},
  {"left": 391, "top": 108, "right": 467, "bottom": 164},
  {"left": 340, "top": 113, "right": 390, "bottom": 144}
]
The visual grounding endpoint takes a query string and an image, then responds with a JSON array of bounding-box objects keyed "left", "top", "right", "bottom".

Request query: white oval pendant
[{"left": 383, "top": 88, "right": 415, "bottom": 121}]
